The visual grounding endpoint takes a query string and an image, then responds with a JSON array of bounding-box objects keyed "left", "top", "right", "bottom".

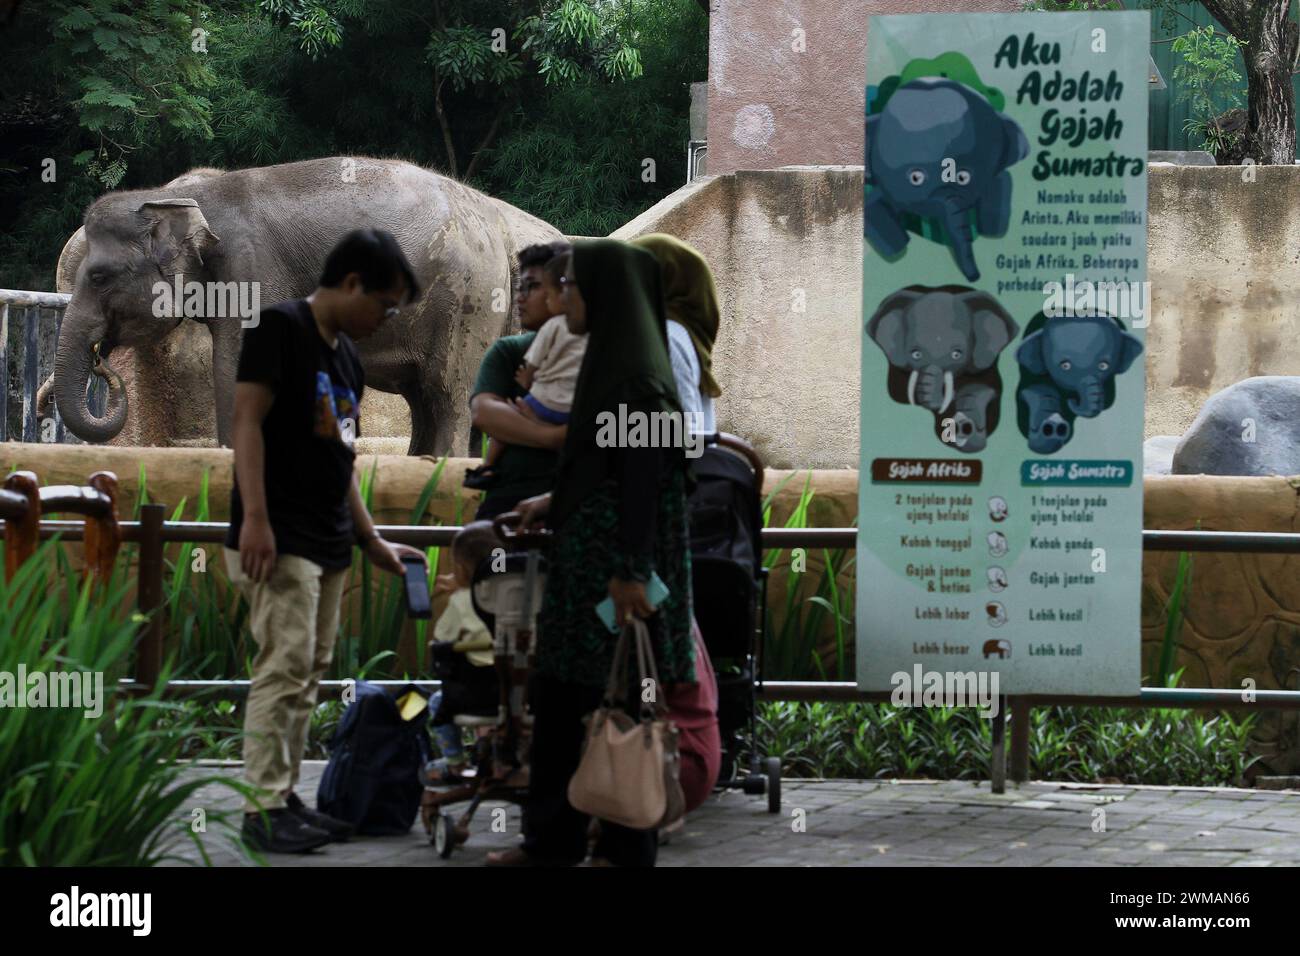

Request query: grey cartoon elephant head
[
  {"left": 867, "top": 287, "right": 1019, "bottom": 416},
  {"left": 865, "top": 78, "right": 1029, "bottom": 281},
  {"left": 1016, "top": 314, "right": 1144, "bottom": 418}
]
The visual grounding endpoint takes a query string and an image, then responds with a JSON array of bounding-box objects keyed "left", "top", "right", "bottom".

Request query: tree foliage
[{"left": 0, "top": 0, "right": 707, "bottom": 290}]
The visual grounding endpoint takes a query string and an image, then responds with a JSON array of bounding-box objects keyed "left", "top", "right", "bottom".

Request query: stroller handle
[{"left": 493, "top": 511, "right": 551, "bottom": 548}]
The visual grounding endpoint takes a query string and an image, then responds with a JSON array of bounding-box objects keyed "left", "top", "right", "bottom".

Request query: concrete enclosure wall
[
  {"left": 614, "top": 164, "right": 1300, "bottom": 469},
  {"left": 706, "top": 0, "right": 1021, "bottom": 176}
]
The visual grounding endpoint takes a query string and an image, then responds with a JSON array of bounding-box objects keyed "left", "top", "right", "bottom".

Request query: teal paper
[{"left": 858, "top": 12, "right": 1149, "bottom": 695}]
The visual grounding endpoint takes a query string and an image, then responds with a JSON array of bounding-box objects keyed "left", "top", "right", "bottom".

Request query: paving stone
[{"left": 163, "top": 763, "right": 1300, "bottom": 868}]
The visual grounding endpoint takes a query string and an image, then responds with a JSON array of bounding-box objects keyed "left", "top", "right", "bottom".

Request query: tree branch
[
  {"left": 1197, "top": 0, "right": 1248, "bottom": 40},
  {"left": 464, "top": 95, "right": 515, "bottom": 182},
  {"left": 433, "top": 73, "right": 459, "bottom": 177}
]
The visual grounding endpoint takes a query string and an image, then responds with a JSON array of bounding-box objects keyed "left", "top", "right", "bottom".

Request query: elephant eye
[
  {"left": 910, "top": 348, "right": 922, "bottom": 360},
  {"left": 950, "top": 349, "right": 963, "bottom": 360},
  {"left": 1098, "top": 360, "right": 1109, "bottom": 371},
  {"left": 956, "top": 170, "right": 971, "bottom": 185},
  {"left": 1059, "top": 360, "right": 1072, "bottom": 371},
  {"left": 908, "top": 169, "right": 925, "bottom": 186}
]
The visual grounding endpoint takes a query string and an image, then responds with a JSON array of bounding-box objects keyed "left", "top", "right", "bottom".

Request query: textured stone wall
[
  {"left": 614, "top": 164, "right": 1300, "bottom": 469},
  {"left": 705, "top": 0, "right": 1023, "bottom": 175}
]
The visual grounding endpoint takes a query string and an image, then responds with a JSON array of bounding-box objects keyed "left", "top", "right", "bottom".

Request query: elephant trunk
[
  {"left": 1067, "top": 376, "right": 1103, "bottom": 417},
  {"left": 941, "top": 199, "right": 980, "bottom": 282},
  {"left": 52, "top": 298, "right": 128, "bottom": 443}
]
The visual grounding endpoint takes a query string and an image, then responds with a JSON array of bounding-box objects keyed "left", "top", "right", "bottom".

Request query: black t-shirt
[
  {"left": 225, "top": 299, "right": 365, "bottom": 570},
  {"left": 470, "top": 332, "right": 559, "bottom": 503}
]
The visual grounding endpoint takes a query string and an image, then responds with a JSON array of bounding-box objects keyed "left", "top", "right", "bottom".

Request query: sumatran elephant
[{"left": 51, "top": 157, "right": 563, "bottom": 453}]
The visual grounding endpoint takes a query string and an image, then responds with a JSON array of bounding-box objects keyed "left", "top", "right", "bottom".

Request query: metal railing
[
  {"left": 0, "top": 289, "right": 103, "bottom": 444},
  {"left": 13, "top": 514, "right": 1300, "bottom": 793}
]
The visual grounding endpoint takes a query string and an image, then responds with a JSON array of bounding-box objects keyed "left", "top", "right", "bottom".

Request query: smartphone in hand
[
  {"left": 402, "top": 556, "right": 432, "bottom": 619},
  {"left": 595, "top": 572, "right": 669, "bottom": 634}
]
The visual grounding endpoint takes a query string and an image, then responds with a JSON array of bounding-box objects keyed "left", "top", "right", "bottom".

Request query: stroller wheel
[
  {"left": 765, "top": 756, "right": 781, "bottom": 814},
  {"left": 434, "top": 812, "right": 456, "bottom": 859}
]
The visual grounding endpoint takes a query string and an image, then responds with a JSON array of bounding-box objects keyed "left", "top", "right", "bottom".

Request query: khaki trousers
[{"left": 224, "top": 548, "right": 348, "bottom": 811}]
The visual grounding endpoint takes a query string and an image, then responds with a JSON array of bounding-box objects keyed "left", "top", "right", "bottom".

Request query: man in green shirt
[{"left": 467, "top": 242, "right": 571, "bottom": 520}]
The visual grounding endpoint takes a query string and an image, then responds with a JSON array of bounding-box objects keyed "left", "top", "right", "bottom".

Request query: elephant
[
  {"left": 1019, "top": 383, "right": 1073, "bottom": 454},
  {"left": 865, "top": 77, "right": 1029, "bottom": 281},
  {"left": 1015, "top": 313, "right": 1144, "bottom": 419},
  {"left": 982, "top": 638, "right": 1011, "bottom": 659},
  {"left": 51, "top": 157, "right": 563, "bottom": 453},
  {"left": 866, "top": 286, "right": 1019, "bottom": 454}
]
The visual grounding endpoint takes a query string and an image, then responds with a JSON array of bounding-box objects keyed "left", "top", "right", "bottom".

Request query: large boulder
[
  {"left": 1143, "top": 435, "right": 1180, "bottom": 475},
  {"left": 1172, "top": 376, "right": 1300, "bottom": 476}
]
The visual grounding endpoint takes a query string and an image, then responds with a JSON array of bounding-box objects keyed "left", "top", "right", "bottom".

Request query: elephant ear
[
  {"left": 1017, "top": 329, "right": 1048, "bottom": 375},
  {"left": 958, "top": 291, "right": 1019, "bottom": 370},
  {"left": 137, "top": 198, "right": 220, "bottom": 275},
  {"left": 1114, "top": 330, "right": 1144, "bottom": 374},
  {"left": 999, "top": 114, "right": 1030, "bottom": 168},
  {"left": 866, "top": 288, "right": 924, "bottom": 366}
]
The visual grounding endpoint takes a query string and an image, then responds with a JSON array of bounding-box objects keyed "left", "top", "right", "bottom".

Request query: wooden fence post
[
  {"left": 84, "top": 471, "right": 122, "bottom": 584},
  {"left": 135, "top": 503, "right": 165, "bottom": 691},
  {"left": 3, "top": 471, "right": 40, "bottom": 581}
]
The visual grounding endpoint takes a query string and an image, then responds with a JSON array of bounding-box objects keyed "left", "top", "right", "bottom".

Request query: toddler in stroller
[{"left": 422, "top": 521, "right": 502, "bottom": 785}]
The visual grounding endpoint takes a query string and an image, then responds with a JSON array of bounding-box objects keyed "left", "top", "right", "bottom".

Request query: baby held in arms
[{"left": 470, "top": 252, "right": 586, "bottom": 486}]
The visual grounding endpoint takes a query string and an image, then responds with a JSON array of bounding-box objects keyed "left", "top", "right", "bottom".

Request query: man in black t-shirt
[
  {"left": 224, "top": 229, "right": 426, "bottom": 854},
  {"left": 467, "top": 242, "right": 571, "bottom": 520}
]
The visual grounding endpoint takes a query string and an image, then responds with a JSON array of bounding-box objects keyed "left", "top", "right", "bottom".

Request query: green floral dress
[{"left": 536, "top": 467, "right": 695, "bottom": 689}]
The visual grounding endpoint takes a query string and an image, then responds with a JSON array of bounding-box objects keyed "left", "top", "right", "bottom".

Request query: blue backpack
[{"left": 317, "top": 681, "right": 432, "bottom": 835}]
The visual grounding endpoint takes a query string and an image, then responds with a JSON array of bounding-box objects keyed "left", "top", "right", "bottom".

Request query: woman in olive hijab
[
  {"left": 630, "top": 233, "right": 722, "bottom": 435},
  {"left": 486, "top": 239, "right": 695, "bottom": 868}
]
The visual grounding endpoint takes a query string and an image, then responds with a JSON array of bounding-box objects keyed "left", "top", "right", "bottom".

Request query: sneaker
[
  {"left": 241, "top": 808, "right": 332, "bottom": 854},
  {"left": 286, "top": 792, "right": 355, "bottom": 842}
]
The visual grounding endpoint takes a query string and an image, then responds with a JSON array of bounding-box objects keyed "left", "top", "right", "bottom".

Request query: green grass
[
  {"left": 760, "top": 472, "right": 856, "bottom": 680},
  {"left": 0, "top": 541, "right": 252, "bottom": 866},
  {"left": 750, "top": 700, "right": 1258, "bottom": 785}
]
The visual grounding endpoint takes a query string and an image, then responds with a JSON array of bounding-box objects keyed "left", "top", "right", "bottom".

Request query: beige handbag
[{"left": 567, "top": 618, "right": 686, "bottom": 830}]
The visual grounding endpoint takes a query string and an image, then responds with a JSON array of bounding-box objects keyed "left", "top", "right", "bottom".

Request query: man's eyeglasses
[
  {"left": 368, "top": 291, "right": 401, "bottom": 318},
  {"left": 515, "top": 279, "right": 542, "bottom": 295}
]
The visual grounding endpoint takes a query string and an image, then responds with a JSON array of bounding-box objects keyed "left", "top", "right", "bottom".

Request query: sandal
[
  {"left": 462, "top": 465, "right": 499, "bottom": 490},
  {"left": 485, "top": 847, "right": 535, "bottom": 867},
  {"left": 420, "top": 758, "right": 470, "bottom": 787}
]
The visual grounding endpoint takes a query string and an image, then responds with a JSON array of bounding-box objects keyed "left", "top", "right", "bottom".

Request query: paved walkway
[{"left": 166, "top": 761, "right": 1300, "bottom": 867}]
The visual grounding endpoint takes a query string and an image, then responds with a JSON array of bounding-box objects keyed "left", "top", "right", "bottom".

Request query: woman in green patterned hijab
[{"left": 487, "top": 238, "right": 695, "bottom": 869}]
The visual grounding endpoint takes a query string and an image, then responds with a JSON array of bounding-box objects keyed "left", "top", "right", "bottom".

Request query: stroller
[
  {"left": 689, "top": 432, "right": 782, "bottom": 812},
  {"left": 419, "top": 514, "right": 546, "bottom": 858}
]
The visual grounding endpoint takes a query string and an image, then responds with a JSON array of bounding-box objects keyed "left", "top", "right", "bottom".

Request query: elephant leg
[
  {"left": 1021, "top": 384, "right": 1072, "bottom": 454},
  {"left": 945, "top": 383, "right": 996, "bottom": 453},
  {"left": 210, "top": 321, "right": 243, "bottom": 448},
  {"left": 976, "top": 171, "right": 1014, "bottom": 237},
  {"left": 865, "top": 192, "right": 910, "bottom": 258},
  {"left": 401, "top": 375, "right": 464, "bottom": 458}
]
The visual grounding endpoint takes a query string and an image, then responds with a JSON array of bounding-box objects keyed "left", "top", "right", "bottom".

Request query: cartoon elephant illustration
[
  {"left": 1019, "top": 383, "right": 1073, "bottom": 454},
  {"left": 983, "top": 638, "right": 1011, "bottom": 659},
  {"left": 865, "top": 77, "right": 1029, "bottom": 281},
  {"left": 866, "top": 286, "right": 1019, "bottom": 453},
  {"left": 1016, "top": 314, "right": 1144, "bottom": 419}
]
